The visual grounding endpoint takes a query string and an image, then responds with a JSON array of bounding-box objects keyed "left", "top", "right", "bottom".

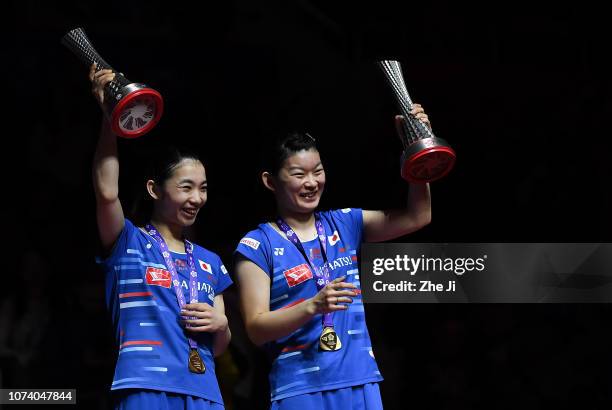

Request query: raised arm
[
  {"left": 363, "top": 183, "right": 431, "bottom": 242},
  {"left": 363, "top": 104, "right": 433, "bottom": 242},
  {"left": 235, "top": 256, "right": 356, "bottom": 346},
  {"left": 90, "top": 64, "right": 125, "bottom": 252}
]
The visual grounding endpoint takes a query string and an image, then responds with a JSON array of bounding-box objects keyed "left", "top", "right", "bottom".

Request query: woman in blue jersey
[
  {"left": 234, "top": 108, "right": 432, "bottom": 409},
  {"left": 90, "top": 65, "right": 232, "bottom": 410}
]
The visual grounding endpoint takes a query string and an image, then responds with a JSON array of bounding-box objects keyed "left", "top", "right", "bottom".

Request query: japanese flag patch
[
  {"left": 199, "top": 260, "right": 212, "bottom": 273},
  {"left": 328, "top": 231, "right": 341, "bottom": 246}
]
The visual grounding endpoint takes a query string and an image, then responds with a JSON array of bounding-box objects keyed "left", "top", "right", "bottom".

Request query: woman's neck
[
  {"left": 277, "top": 209, "right": 317, "bottom": 241},
  {"left": 149, "top": 217, "right": 185, "bottom": 251}
]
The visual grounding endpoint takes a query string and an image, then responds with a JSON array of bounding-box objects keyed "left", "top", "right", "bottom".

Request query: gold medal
[
  {"left": 319, "top": 326, "right": 342, "bottom": 351},
  {"left": 188, "top": 348, "right": 206, "bottom": 374}
]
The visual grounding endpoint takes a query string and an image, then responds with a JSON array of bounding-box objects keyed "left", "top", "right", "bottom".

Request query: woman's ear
[
  {"left": 146, "top": 180, "right": 161, "bottom": 200},
  {"left": 261, "top": 172, "right": 276, "bottom": 192}
]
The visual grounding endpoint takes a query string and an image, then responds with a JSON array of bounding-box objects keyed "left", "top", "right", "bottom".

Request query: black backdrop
[{"left": 5, "top": 1, "right": 612, "bottom": 409}]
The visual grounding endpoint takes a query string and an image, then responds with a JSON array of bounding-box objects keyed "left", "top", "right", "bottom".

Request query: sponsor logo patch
[
  {"left": 310, "top": 248, "right": 321, "bottom": 259},
  {"left": 283, "top": 264, "right": 313, "bottom": 287},
  {"left": 174, "top": 258, "right": 188, "bottom": 273},
  {"left": 240, "top": 237, "right": 260, "bottom": 250},
  {"left": 220, "top": 264, "right": 228, "bottom": 275},
  {"left": 146, "top": 267, "right": 171, "bottom": 288},
  {"left": 341, "top": 208, "right": 352, "bottom": 213}
]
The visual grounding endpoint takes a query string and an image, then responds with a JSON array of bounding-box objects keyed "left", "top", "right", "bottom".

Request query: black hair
[
  {"left": 147, "top": 146, "right": 202, "bottom": 187},
  {"left": 264, "top": 131, "right": 319, "bottom": 175}
]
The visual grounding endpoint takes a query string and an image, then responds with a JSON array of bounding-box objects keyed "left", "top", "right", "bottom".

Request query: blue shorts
[
  {"left": 271, "top": 383, "right": 383, "bottom": 410},
  {"left": 113, "top": 389, "right": 224, "bottom": 410}
]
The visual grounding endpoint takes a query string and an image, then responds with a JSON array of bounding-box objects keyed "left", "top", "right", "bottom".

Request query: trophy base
[
  {"left": 401, "top": 137, "right": 456, "bottom": 183},
  {"left": 110, "top": 86, "right": 164, "bottom": 138}
]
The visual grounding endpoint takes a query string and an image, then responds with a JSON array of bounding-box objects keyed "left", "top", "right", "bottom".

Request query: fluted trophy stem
[
  {"left": 378, "top": 60, "right": 456, "bottom": 183},
  {"left": 61, "top": 28, "right": 114, "bottom": 71}
]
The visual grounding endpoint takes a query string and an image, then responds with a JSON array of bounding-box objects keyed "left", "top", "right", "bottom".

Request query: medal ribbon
[
  {"left": 145, "top": 224, "right": 199, "bottom": 350},
  {"left": 275, "top": 213, "right": 334, "bottom": 328}
]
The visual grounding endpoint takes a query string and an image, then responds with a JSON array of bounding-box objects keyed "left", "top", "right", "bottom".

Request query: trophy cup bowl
[
  {"left": 400, "top": 135, "right": 456, "bottom": 183},
  {"left": 62, "top": 28, "right": 163, "bottom": 138}
]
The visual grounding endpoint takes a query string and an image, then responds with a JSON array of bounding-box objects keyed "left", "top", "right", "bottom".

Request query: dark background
[{"left": 4, "top": 1, "right": 612, "bottom": 409}]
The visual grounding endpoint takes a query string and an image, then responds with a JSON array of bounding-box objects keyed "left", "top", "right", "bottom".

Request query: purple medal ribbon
[
  {"left": 276, "top": 213, "right": 334, "bottom": 328},
  {"left": 145, "top": 224, "right": 199, "bottom": 350}
]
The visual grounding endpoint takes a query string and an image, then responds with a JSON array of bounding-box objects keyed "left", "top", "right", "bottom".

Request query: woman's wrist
[
  {"left": 303, "top": 298, "right": 319, "bottom": 316},
  {"left": 217, "top": 314, "right": 229, "bottom": 333}
]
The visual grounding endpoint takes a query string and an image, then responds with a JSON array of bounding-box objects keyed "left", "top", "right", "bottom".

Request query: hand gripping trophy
[
  {"left": 378, "top": 60, "right": 456, "bottom": 183},
  {"left": 62, "top": 28, "right": 163, "bottom": 138}
]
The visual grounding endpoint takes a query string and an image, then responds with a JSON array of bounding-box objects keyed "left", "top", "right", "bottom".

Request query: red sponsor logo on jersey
[
  {"left": 283, "top": 264, "right": 313, "bottom": 287},
  {"left": 146, "top": 267, "right": 171, "bottom": 288},
  {"left": 351, "top": 255, "right": 358, "bottom": 262}
]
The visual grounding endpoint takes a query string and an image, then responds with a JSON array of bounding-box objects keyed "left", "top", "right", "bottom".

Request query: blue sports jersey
[
  {"left": 100, "top": 219, "right": 232, "bottom": 403},
  {"left": 235, "top": 208, "right": 383, "bottom": 401}
]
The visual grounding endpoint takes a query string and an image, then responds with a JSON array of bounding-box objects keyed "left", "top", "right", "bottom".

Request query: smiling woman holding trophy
[
  {"left": 63, "top": 27, "right": 233, "bottom": 410},
  {"left": 232, "top": 58, "right": 452, "bottom": 409}
]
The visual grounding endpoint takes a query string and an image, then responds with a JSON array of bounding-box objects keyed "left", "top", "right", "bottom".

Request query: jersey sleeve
[
  {"left": 331, "top": 208, "right": 364, "bottom": 246},
  {"left": 214, "top": 255, "right": 233, "bottom": 295},
  {"left": 100, "top": 218, "right": 137, "bottom": 270},
  {"left": 234, "top": 229, "right": 273, "bottom": 277}
]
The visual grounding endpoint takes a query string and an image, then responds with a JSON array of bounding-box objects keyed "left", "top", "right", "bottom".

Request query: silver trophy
[
  {"left": 378, "top": 60, "right": 456, "bottom": 183},
  {"left": 62, "top": 27, "right": 163, "bottom": 138}
]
